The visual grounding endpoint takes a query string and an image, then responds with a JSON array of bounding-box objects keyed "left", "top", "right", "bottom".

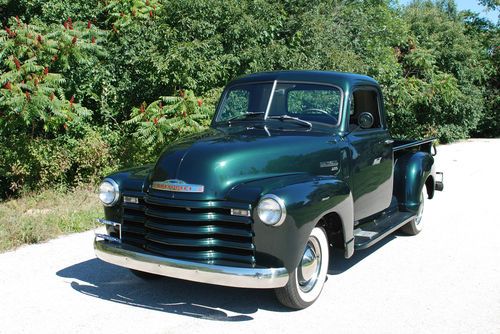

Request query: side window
[{"left": 349, "top": 89, "right": 381, "bottom": 129}]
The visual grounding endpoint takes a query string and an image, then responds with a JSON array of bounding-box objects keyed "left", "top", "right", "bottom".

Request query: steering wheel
[{"left": 301, "top": 108, "right": 338, "bottom": 123}]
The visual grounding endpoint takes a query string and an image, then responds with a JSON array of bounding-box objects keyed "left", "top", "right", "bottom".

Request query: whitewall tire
[{"left": 275, "top": 226, "right": 329, "bottom": 309}]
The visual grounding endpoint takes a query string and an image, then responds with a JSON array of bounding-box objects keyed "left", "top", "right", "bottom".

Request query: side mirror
[{"left": 358, "top": 112, "right": 374, "bottom": 129}]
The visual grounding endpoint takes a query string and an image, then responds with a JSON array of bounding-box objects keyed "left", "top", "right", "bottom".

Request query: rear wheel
[
  {"left": 400, "top": 188, "right": 425, "bottom": 235},
  {"left": 275, "top": 227, "right": 329, "bottom": 309}
]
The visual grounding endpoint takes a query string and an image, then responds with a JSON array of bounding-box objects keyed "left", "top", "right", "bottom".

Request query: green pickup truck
[{"left": 94, "top": 70, "right": 443, "bottom": 309}]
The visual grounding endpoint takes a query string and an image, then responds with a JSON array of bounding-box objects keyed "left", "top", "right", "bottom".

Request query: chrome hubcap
[{"left": 298, "top": 236, "right": 321, "bottom": 292}]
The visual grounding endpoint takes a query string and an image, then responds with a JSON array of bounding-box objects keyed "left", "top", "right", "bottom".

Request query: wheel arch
[
  {"left": 425, "top": 174, "right": 435, "bottom": 199},
  {"left": 393, "top": 151, "right": 434, "bottom": 214},
  {"left": 316, "top": 197, "right": 354, "bottom": 259},
  {"left": 244, "top": 175, "right": 355, "bottom": 271}
]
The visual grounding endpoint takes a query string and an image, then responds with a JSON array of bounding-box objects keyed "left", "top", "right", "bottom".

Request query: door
[{"left": 346, "top": 87, "right": 393, "bottom": 220}]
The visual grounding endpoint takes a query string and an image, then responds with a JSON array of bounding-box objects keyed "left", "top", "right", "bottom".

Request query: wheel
[
  {"left": 400, "top": 188, "right": 426, "bottom": 235},
  {"left": 275, "top": 227, "right": 329, "bottom": 309},
  {"left": 130, "top": 269, "right": 162, "bottom": 280}
]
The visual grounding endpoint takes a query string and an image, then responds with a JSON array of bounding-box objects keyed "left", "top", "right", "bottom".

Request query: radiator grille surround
[{"left": 121, "top": 194, "right": 256, "bottom": 267}]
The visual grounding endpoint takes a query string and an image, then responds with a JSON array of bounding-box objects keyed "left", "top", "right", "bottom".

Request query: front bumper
[{"left": 94, "top": 239, "right": 289, "bottom": 289}]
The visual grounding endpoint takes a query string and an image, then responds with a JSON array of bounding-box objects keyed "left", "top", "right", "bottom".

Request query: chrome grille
[{"left": 121, "top": 194, "right": 255, "bottom": 267}]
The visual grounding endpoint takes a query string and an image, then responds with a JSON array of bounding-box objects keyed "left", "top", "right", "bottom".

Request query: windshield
[{"left": 215, "top": 81, "right": 342, "bottom": 126}]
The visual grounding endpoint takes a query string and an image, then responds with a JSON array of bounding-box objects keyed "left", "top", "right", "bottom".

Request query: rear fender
[{"left": 393, "top": 152, "right": 434, "bottom": 213}]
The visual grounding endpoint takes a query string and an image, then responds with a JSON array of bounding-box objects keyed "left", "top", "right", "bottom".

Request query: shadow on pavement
[
  {"left": 56, "top": 258, "right": 289, "bottom": 321},
  {"left": 57, "top": 233, "right": 398, "bottom": 320},
  {"left": 328, "top": 234, "right": 395, "bottom": 275}
]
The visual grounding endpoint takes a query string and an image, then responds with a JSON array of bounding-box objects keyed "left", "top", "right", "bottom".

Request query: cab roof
[{"left": 229, "top": 70, "right": 379, "bottom": 90}]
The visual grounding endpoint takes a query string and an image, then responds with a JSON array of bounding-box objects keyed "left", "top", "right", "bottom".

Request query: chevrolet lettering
[
  {"left": 94, "top": 71, "right": 444, "bottom": 309},
  {"left": 151, "top": 180, "right": 204, "bottom": 193}
]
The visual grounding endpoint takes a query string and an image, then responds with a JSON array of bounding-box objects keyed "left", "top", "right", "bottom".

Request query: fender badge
[
  {"left": 320, "top": 160, "right": 338, "bottom": 168},
  {"left": 320, "top": 160, "right": 340, "bottom": 174},
  {"left": 152, "top": 179, "right": 204, "bottom": 193}
]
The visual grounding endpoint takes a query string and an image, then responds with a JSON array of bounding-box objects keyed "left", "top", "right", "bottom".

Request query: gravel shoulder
[{"left": 1, "top": 139, "right": 499, "bottom": 334}]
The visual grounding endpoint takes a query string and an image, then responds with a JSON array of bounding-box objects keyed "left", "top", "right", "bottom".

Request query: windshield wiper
[
  {"left": 226, "top": 112, "right": 265, "bottom": 124},
  {"left": 266, "top": 115, "right": 312, "bottom": 129}
]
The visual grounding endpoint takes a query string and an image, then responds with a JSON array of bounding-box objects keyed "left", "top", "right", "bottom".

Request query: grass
[{"left": 0, "top": 187, "right": 103, "bottom": 253}]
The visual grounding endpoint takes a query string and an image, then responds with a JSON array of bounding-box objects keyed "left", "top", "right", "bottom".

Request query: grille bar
[
  {"left": 121, "top": 224, "right": 145, "bottom": 236},
  {"left": 145, "top": 244, "right": 256, "bottom": 264},
  {"left": 144, "top": 195, "right": 251, "bottom": 210},
  {"left": 145, "top": 233, "right": 255, "bottom": 251},
  {"left": 123, "top": 212, "right": 145, "bottom": 224},
  {"left": 121, "top": 193, "right": 255, "bottom": 267},
  {"left": 145, "top": 208, "right": 251, "bottom": 225},
  {"left": 145, "top": 220, "right": 253, "bottom": 238}
]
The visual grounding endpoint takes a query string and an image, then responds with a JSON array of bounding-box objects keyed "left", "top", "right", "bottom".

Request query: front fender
[
  {"left": 228, "top": 175, "right": 353, "bottom": 272},
  {"left": 102, "top": 164, "right": 154, "bottom": 226}
]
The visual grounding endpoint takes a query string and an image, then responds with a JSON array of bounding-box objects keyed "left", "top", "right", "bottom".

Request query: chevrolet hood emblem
[{"left": 151, "top": 179, "right": 204, "bottom": 193}]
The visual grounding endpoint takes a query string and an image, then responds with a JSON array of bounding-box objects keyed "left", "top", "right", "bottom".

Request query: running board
[{"left": 354, "top": 211, "right": 415, "bottom": 250}]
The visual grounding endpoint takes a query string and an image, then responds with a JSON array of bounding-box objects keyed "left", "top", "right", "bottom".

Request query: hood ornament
[{"left": 151, "top": 179, "right": 204, "bottom": 193}]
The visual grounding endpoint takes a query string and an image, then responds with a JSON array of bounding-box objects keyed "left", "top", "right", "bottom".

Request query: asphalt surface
[{"left": 1, "top": 139, "right": 499, "bottom": 334}]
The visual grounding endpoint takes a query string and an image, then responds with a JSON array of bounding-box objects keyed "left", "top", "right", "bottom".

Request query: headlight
[
  {"left": 99, "top": 178, "right": 120, "bottom": 206},
  {"left": 257, "top": 194, "right": 286, "bottom": 226}
]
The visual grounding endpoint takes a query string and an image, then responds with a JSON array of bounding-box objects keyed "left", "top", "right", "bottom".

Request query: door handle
[{"left": 382, "top": 139, "right": 394, "bottom": 145}]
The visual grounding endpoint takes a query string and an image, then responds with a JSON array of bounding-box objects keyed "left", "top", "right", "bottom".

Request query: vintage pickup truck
[{"left": 94, "top": 70, "right": 443, "bottom": 309}]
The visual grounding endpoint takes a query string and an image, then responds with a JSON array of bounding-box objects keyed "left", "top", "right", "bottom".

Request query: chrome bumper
[{"left": 94, "top": 239, "right": 289, "bottom": 289}]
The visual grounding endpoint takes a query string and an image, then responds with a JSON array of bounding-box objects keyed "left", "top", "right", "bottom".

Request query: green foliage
[
  {"left": 126, "top": 90, "right": 212, "bottom": 155},
  {"left": 104, "top": 0, "right": 162, "bottom": 29},
  {"left": 462, "top": 9, "right": 500, "bottom": 138},
  {"left": 0, "top": 128, "right": 117, "bottom": 196},
  {"left": 0, "top": 0, "right": 498, "bottom": 198},
  {"left": 0, "top": 17, "right": 104, "bottom": 137},
  {"left": 1, "top": 0, "right": 102, "bottom": 24},
  {"left": 389, "top": 1, "right": 494, "bottom": 142},
  {"left": 0, "top": 16, "right": 111, "bottom": 196},
  {"left": 478, "top": 0, "right": 499, "bottom": 11}
]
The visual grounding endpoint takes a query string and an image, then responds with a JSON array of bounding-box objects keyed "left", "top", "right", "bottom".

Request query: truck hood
[{"left": 149, "top": 126, "right": 340, "bottom": 201}]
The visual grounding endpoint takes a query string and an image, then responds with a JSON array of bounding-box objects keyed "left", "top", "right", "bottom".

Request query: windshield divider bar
[{"left": 264, "top": 80, "right": 277, "bottom": 120}]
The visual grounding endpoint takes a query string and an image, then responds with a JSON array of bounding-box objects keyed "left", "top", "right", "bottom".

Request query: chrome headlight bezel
[
  {"left": 99, "top": 178, "right": 120, "bottom": 207},
  {"left": 257, "top": 194, "right": 286, "bottom": 226}
]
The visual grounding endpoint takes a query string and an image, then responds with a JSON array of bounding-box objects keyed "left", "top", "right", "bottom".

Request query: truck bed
[{"left": 393, "top": 138, "right": 435, "bottom": 154}]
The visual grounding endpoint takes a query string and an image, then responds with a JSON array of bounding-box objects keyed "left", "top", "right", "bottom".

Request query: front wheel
[
  {"left": 275, "top": 227, "right": 329, "bottom": 309},
  {"left": 400, "top": 188, "right": 426, "bottom": 235}
]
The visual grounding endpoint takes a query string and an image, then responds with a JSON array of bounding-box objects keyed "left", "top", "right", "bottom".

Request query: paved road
[{"left": 1, "top": 139, "right": 499, "bottom": 334}]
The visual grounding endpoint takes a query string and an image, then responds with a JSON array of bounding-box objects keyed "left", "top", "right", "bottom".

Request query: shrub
[
  {"left": 0, "top": 17, "right": 106, "bottom": 137},
  {"left": 0, "top": 16, "right": 109, "bottom": 197},
  {"left": 0, "top": 0, "right": 498, "bottom": 199},
  {"left": 0, "top": 127, "right": 117, "bottom": 197},
  {"left": 126, "top": 89, "right": 213, "bottom": 157}
]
